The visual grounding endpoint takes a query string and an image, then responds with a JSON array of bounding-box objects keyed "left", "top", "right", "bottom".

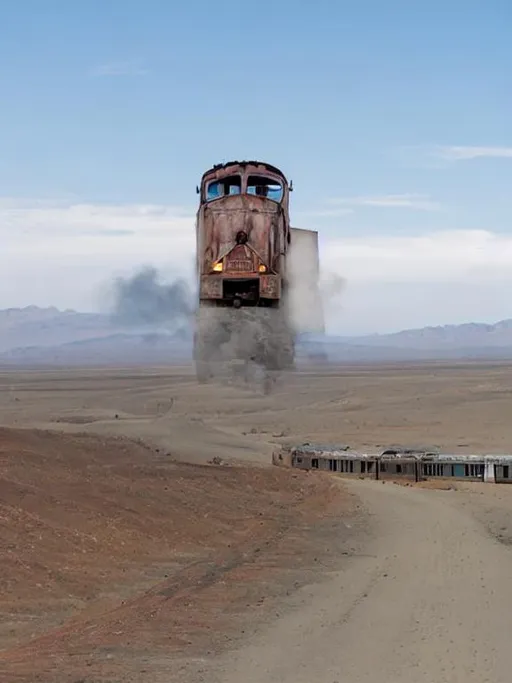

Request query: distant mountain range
[
  {"left": 1, "top": 306, "right": 512, "bottom": 366},
  {"left": 338, "top": 319, "right": 512, "bottom": 349},
  {"left": 0, "top": 306, "right": 116, "bottom": 353}
]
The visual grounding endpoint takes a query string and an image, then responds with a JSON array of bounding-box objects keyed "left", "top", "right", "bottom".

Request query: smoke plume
[{"left": 110, "top": 266, "right": 194, "bottom": 330}]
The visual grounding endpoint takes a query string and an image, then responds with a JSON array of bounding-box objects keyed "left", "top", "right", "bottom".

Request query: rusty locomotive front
[
  {"left": 196, "top": 160, "right": 291, "bottom": 309},
  {"left": 193, "top": 160, "right": 301, "bottom": 385}
]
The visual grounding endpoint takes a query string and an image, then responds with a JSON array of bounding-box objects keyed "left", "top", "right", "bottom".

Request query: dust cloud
[
  {"left": 105, "top": 253, "right": 336, "bottom": 388},
  {"left": 287, "top": 234, "right": 327, "bottom": 336},
  {"left": 319, "top": 271, "right": 346, "bottom": 324},
  {"left": 320, "top": 272, "right": 346, "bottom": 304}
]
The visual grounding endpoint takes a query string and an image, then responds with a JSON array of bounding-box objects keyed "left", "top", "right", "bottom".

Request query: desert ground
[{"left": 2, "top": 361, "right": 512, "bottom": 681}]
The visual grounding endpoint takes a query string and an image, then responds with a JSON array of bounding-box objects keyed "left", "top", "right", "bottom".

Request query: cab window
[
  {"left": 246, "top": 175, "right": 283, "bottom": 202},
  {"left": 206, "top": 175, "right": 241, "bottom": 201}
]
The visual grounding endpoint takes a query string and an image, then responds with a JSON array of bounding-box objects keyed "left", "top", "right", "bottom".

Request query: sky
[{"left": 1, "top": 0, "right": 512, "bottom": 335}]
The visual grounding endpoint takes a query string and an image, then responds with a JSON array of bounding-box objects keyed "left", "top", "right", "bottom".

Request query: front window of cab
[
  {"left": 204, "top": 173, "right": 284, "bottom": 203},
  {"left": 246, "top": 175, "right": 283, "bottom": 202},
  {"left": 206, "top": 175, "right": 241, "bottom": 201}
]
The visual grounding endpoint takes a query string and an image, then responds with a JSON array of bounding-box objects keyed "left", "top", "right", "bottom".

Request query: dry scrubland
[{"left": 2, "top": 362, "right": 512, "bottom": 681}]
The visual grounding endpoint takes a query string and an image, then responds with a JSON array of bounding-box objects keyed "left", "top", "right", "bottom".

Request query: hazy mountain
[
  {"left": 0, "top": 307, "right": 191, "bottom": 366},
  {"left": 296, "top": 319, "right": 512, "bottom": 363},
  {"left": 0, "top": 306, "right": 117, "bottom": 353},
  {"left": 0, "top": 332, "right": 191, "bottom": 366},
  {"left": 338, "top": 320, "right": 512, "bottom": 350},
  {"left": 2, "top": 306, "right": 512, "bottom": 366}
]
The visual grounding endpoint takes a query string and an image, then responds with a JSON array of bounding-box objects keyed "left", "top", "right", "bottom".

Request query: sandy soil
[
  {"left": 3, "top": 361, "right": 512, "bottom": 462},
  {"left": 2, "top": 362, "right": 512, "bottom": 682},
  {"left": 0, "top": 425, "right": 359, "bottom": 682}
]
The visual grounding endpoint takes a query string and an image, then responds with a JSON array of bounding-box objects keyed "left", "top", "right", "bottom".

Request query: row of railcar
[{"left": 274, "top": 444, "right": 512, "bottom": 484}]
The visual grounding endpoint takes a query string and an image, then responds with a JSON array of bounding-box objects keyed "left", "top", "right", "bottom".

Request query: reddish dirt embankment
[{"left": 0, "top": 427, "right": 355, "bottom": 682}]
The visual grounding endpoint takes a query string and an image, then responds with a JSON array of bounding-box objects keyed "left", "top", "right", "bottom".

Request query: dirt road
[{"left": 209, "top": 478, "right": 512, "bottom": 683}]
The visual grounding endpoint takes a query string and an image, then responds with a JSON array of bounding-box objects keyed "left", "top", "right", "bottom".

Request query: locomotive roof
[{"left": 201, "top": 160, "right": 288, "bottom": 182}]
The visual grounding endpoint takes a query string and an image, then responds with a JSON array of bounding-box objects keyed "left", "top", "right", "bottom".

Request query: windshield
[
  {"left": 246, "top": 175, "right": 283, "bottom": 202},
  {"left": 206, "top": 175, "right": 241, "bottom": 201},
  {"left": 204, "top": 173, "right": 284, "bottom": 203}
]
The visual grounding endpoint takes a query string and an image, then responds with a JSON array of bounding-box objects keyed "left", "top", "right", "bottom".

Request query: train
[
  {"left": 273, "top": 443, "right": 512, "bottom": 484},
  {"left": 193, "top": 160, "right": 324, "bottom": 387}
]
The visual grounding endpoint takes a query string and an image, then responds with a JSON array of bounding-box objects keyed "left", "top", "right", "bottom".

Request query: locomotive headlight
[
  {"left": 258, "top": 264, "right": 267, "bottom": 273},
  {"left": 213, "top": 261, "right": 223, "bottom": 272}
]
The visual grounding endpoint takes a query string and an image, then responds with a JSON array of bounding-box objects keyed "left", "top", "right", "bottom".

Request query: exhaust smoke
[{"left": 109, "top": 266, "right": 194, "bottom": 332}]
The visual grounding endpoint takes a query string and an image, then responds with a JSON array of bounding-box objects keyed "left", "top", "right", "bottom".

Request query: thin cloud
[
  {"left": 0, "top": 198, "right": 196, "bottom": 311},
  {"left": 319, "top": 229, "right": 512, "bottom": 331},
  {"left": 80, "top": 228, "right": 135, "bottom": 237},
  {"left": 435, "top": 146, "right": 512, "bottom": 161},
  {"left": 329, "top": 193, "right": 440, "bottom": 211},
  {"left": 0, "top": 199, "right": 194, "bottom": 252},
  {"left": 3, "top": 198, "right": 512, "bottom": 333},
  {"left": 321, "top": 229, "right": 512, "bottom": 284},
  {"left": 90, "top": 61, "right": 149, "bottom": 77}
]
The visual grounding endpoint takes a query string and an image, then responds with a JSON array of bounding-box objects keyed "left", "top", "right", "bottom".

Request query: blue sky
[{"left": 1, "top": 1, "right": 512, "bottom": 333}]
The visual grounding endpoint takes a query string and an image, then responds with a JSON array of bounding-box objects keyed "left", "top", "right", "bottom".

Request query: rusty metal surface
[
  {"left": 199, "top": 275, "right": 222, "bottom": 299},
  {"left": 196, "top": 161, "right": 291, "bottom": 290},
  {"left": 223, "top": 243, "right": 256, "bottom": 273},
  {"left": 195, "top": 161, "right": 320, "bottom": 317},
  {"left": 198, "top": 193, "right": 286, "bottom": 275},
  {"left": 259, "top": 274, "right": 280, "bottom": 299}
]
